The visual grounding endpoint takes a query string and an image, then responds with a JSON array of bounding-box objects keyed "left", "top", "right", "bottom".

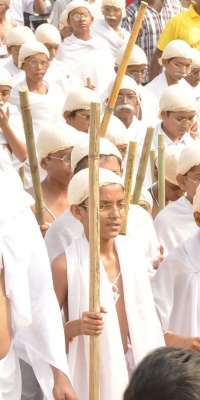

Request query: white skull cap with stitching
[
  {"left": 64, "top": 0, "right": 94, "bottom": 19},
  {"left": 116, "top": 44, "right": 147, "bottom": 66},
  {"left": 105, "top": 115, "right": 129, "bottom": 146},
  {"left": 71, "top": 135, "right": 122, "bottom": 171},
  {"left": 35, "top": 23, "right": 61, "bottom": 46},
  {"left": 63, "top": 86, "right": 101, "bottom": 113},
  {"left": 0, "top": 68, "right": 12, "bottom": 87},
  {"left": 6, "top": 26, "right": 35, "bottom": 46},
  {"left": 159, "top": 84, "right": 197, "bottom": 112},
  {"left": 177, "top": 142, "right": 200, "bottom": 176},
  {"left": 18, "top": 40, "right": 49, "bottom": 68},
  {"left": 68, "top": 167, "right": 124, "bottom": 205},
  {"left": 102, "top": 0, "right": 126, "bottom": 18},
  {"left": 159, "top": 39, "right": 192, "bottom": 64}
]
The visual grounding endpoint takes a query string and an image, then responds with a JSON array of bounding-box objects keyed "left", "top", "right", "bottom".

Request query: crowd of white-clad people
[{"left": 0, "top": 0, "right": 200, "bottom": 398}]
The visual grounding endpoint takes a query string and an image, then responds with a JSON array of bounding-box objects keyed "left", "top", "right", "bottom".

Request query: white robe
[
  {"left": 0, "top": 345, "right": 21, "bottom": 400},
  {"left": 66, "top": 233, "right": 164, "bottom": 400},
  {"left": 139, "top": 85, "right": 159, "bottom": 128},
  {"left": 92, "top": 18, "right": 130, "bottom": 59},
  {"left": 152, "top": 230, "right": 200, "bottom": 336},
  {"left": 56, "top": 34, "right": 115, "bottom": 98},
  {"left": 152, "top": 122, "right": 194, "bottom": 150},
  {"left": 147, "top": 71, "right": 185, "bottom": 102},
  {"left": 154, "top": 196, "right": 198, "bottom": 255},
  {"left": 2, "top": 60, "right": 24, "bottom": 84}
]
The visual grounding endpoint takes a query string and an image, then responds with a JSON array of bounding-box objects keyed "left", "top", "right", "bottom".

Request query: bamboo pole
[
  {"left": 19, "top": 165, "right": 25, "bottom": 187},
  {"left": 100, "top": 1, "right": 147, "bottom": 137},
  {"left": 19, "top": 89, "right": 44, "bottom": 225},
  {"left": 132, "top": 127, "right": 154, "bottom": 204},
  {"left": 150, "top": 149, "right": 156, "bottom": 183},
  {"left": 89, "top": 102, "right": 101, "bottom": 400},
  {"left": 86, "top": 77, "right": 94, "bottom": 90},
  {"left": 158, "top": 134, "right": 165, "bottom": 211},
  {"left": 121, "top": 141, "right": 137, "bottom": 235}
]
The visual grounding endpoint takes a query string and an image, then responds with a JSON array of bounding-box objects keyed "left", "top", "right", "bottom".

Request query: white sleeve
[{"left": 8, "top": 0, "right": 23, "bottom": 23}]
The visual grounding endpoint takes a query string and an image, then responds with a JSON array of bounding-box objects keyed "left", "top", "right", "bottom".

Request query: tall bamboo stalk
[
  {"left": 132, "top": 127, "right": 154, "bottom": 204},
  {"left": 89, "top": 102, "right": 101, "bottom": 400},
  {"left": 158, "top": 134, "right": 165, "bottom": 210},
  {"left": 100, "top": 1, "right": 147, "bottom": 137},
  {"left": 19, "top": 89, "right": 44, "bottom": 225},
  {"left": 150, "top": 149, "right": 156, "bottom": 183},
  {"left": 121, "top": 142, "right": 137, "bottom": 235}
]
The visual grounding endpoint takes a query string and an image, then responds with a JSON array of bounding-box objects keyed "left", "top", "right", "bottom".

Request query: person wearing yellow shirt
[{"left": 150, "top": 1, "right": 200, "bottom": 79}]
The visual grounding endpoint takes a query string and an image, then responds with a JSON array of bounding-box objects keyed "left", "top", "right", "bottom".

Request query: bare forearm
[
  {"left": 149, "top": 48, "right": 162, "bottom": 81},
  {"left": 51, "top": 366, "right": 77, "bottom": 400},
  {"left": 164, "top": 331, "right": 200, "bottom": 350},
  {"left": 2, "top": 123, "right": 27, "bottom": 162},
  {"left": 33, "top": 0, "right": 46, "bottom": 14}
]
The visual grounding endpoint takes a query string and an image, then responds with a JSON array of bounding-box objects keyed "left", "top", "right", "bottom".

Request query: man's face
[
  {"left": 177, "top": 164, "right": 200, "bottom": 202},
  {"left": 115, "top": 88, "right": 139, "bottom": 121},
  {"left": 68, "top": 7, "right": 93, "bottom": 35},
  {"left": 161, "top": 111, "right": 196, "bottom": 140},
  {"left": 126, "top": 64, "right": 148, "bottom": 84},
  {"left": 64, "top": 109, "right": 90, "bottom": 133},
  {"left": 8, "top": 45, "right": 21, "bottom": 67},
  {"left": 165, "top": 180, "right": 183, "bottom": 202},
  {"left": 41, "top": 147, "right": 73, "bottom": 185},
  {"left": 102, "top": 5, "right": 122, "bottom": 28},
  {"left": 0, "top": 85, "right": 11, "bottom": 105},
  {"left": 163, "top": 57, "right": 192, "bottom": 81},
  {"left": 22, "top": 53, "right": 49, "bottom": 80},
  {"left": 185, "top": 67, "right": 200, "bottom": 87}
]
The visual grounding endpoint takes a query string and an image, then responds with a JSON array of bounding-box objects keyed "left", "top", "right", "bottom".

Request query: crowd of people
[{"left": 0, "top": 0, "right": 200, "bottom": 398}]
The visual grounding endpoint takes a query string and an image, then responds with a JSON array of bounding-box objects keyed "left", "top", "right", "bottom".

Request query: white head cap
[
  {"left": 102, "top": 0, "right": 126, "bottom": 18},
  {"left": 68, "top": 167, "right": 124, "bottom": 205},
  {"left": 160, "top": 40, "right": 192, "bottom": 64},
  {"left": 0, "top": 69, "right": 12, "bottom": 87},
  {"left": 116, "top": 44, "right": 148, "bottom": 66},
  {"left": 105, "top": 115, "right": 129, "bottom": 145},
  {"left": 190, "top": 48, "right": 200, "bottom": 69},
  {"left": 59, "top": 9, "right": 69, "bottom": 29},
  {"left": 108, "top": 75, "right": 139, "bottom": 99},
  {"left": 35, "top": 23, "right": 61, "bottom": 46},
  {"left": 71, "top": 135, "right": 122, "bottom": 171},
  {"left": 63, "top": 87, "right": 100, "bottom": 113},
  {"left": 64, "top": 0, "right": 94, "bottom": 19},
  {"left": 177, "top": 142, "right": 200, "bottom": 176},
  {"left": 155, "top": 145, "right": 182, "bottom": 185},
  {"left": 37, "top": 123, "right": 77, "bottom": 165},
  {"left": 159, "top": 84, "right": 197, "bottom": 113},
  {"left": 6, "top": 26, "right": 35, "bottom": 47},
  {"left": 193, "top": 184, "right": 200, "bottom": 213},
  {"left": 18, "top": 40, "right": 49, "bottom": 68},
  {"left": 139, "top": 188, "right": 153, "bottom": 211}
]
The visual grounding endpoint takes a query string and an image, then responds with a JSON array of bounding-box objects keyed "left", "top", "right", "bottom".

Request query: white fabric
[
  {"left": 8, "top": 0, "right": 34, "bottom": 24},
  {"left": 102, "top": 0, "right": 126, "bottom": 17},
  {"left": 71, "top": 135, "right": 122, "bottom": 171},
  {"left": 160, "top": 39, "right": 192, "bottom": 63},
  {"left": 64, "top": 0, "right": 94, "bottom": 19},
  {"left": 44, "top": 58, "right": 80, "bottom": 97},
  {"left": 193, "top": 184, "right": 200, "bottom": 213},
  {"left": 152, "top": 230, "right": 200, "bottom": 336},
  {"left": 0, "top": 68, "right": 12, "bottom": 87},
  {"left": 2, "top": 61, "right": 24, "bottom": 83},
  {"left": 147, "top": 72, "right": 186, "bottom": 102},
  {"left": 191, "top": 48, "right": 200, "bottom": 69},
  {"left": 6, "top": 26, "right": 35, "bottom": 47},
  {"left": 138, "top": 84, "right": 159, "bottom": 127},
  {"left": 63, "top": 86, "right": 100, "bottom": 113},
  {"left": 66, "top": 233, "right": 164, "bottom": 399},
  {"left": 56, "top": 34, "right": 115, "bottom": 98},
  {"left": 68, "top": 167, "right": 123, "bottom": 205},
  {"left": 105, "top": 115, "right": 129, "bottom": 145},
  {"left": 92, "top": 18, "right": 129, "bottom": 59},
  {"left": 0, "top": 344, "right": 21, "bottom": 400},
  {"left": 152, "top": 122, "right": 193, "bottom": 151},
  {"left": 154, "top": 195, "right": 197, "bottom": 255},
  {"left": 155, "top": 145, "right": 182, "bottom": 186},
  {"left": 18, "top": 41, "right": 49, "bottom": 69},
  {"left": 112, "top": 74, "right": 139, "bottom": 96},
  {"left": 35, "top": 23, "right": 61, "bottom": 46},
  {"left": 177, "top": 141, "right": 200, "bottom": 175},
  {"left": 116, "top": 44, "right": 147, "bottom": 66},
  {"left": 139, "top": 188, "right": 153, "bottom": 211},
  {"left": 159, "top": 84, "right": 197, "bottom": 112}
]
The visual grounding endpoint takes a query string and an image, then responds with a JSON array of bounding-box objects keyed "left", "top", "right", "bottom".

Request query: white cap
[
  {"left": 35, "top": 23, "right": 61, "bottom": 46},
  {"left": 18, "top": 40, "right": 49, "bottom": 68},
  {"left": 159, "top": 84, "right": 197, "bottom": 112},
  {"left": 160, "top": 40, "right": 192, "bottom": 64},
  {"left": 177, "top": 142, "right": 200, "bottom": 176},
  {"left": 37, "top": 123, "right": 77, "bottom": 164},
  {"left": 116, "top": 44, "right": 147, "bottom": 66},
  {"left": 63, "top": 86, "right": 100, "bottom": 113},
  {"left": 59, "top": 9, "right": 69, "bottom": 29},
  {"left": 191, "top": 48, "right": 200, "bottom": 69},
  {"left": 108, "top": 75, "right": 139, "bottom": 98},
  {"left": 105, "top": 115, "right": 129, "bottom": 145},
  {"left": 6, "top": 26, "right": 35, "bottom": 47},
  {"left": 102, "top": 0, "right": 126, "bottom": 17},
  {"left": 155, "top": 145, "right": 182, "bottom": 185},
  {"left": 64, "top": 0, "right": 94, "bottom": 19},
  {"left": 193, "top": 184, "right": 200, "bottom": 213},
  {"left": 0, "top": 69, "right": 12, "bottom": 87},
  {"left": 139, "top": 188, "right": 153, "bottom": 211},
  {"left": 68, "top": 167, "right": 124, "bottom": 205},
  {"left": 71, "top": 135, "right": 122, "bottom": 171}
]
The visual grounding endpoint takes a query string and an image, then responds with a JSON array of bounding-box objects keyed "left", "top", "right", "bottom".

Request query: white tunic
[
  {"left": 152, "top": 122, "right": 194, "bottom": 150},
  {"left": 66, "top": 233, "right": 164, "bottom": 400},
  {"left": 0, "top": 345, "right": 21, "bottom": 400},
  {"left": 147, "top": 71, "right": 185, "bottom": 102},
  {"left": 154, "top": 196, "right": 197, "bottom": 255},
  {"left": 152, "top": 230, "right": 200, "bottom": 336}
]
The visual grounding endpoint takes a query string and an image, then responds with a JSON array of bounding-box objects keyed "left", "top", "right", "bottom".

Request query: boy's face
[
  {"left": 177, "top": 164, "right": 200, "bottom": 202},
  {"left": 165, "top": 180, "right": 183, "bottom": 202},
  {"left": 161, "top": 111, "right": 196, "bottom": 140},
  {"left": 22, "top": 53, "right": 49, "bottom": 80},
  {"left": 8, "top": 45, "right": 21, "bottom": 67},
  {"left": 0, "top": 85, "right": 11, "bottom": 105},
  {"left": 64, "top": 109, "right": 90, "bottom": 133},
  {"left": 68, "top": 7, "right": 93, "bottom": 35},
  {"left": 163, "top": 57, "right": 192, "bottom": 80},
  {"left": 41, "top": 147, "right": 73, "bottom": 185},
  {"left": 126, "top": 64, "right": 148, "bottom": 84}
]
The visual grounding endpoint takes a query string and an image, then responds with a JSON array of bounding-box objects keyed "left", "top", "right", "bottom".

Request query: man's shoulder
[{"left": 154, "top": 197, "right": 188, "bottom": 223}]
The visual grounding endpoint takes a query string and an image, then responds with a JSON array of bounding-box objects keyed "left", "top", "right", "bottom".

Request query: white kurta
[
  {"left": 0, "top": 345, "right": 21, "bottom": 400},
  {"left": 139, "top": 85, "right": 159, "bottom": 127},
  {"left": 152, "top": 230, "right": 200, "bottom": 336},
  {"left": 56, "top": 34, "right": 115, "bottom": 98},
  {"left": 66, "top": 233, "right": 164, "bottom": 400},
  {"left": 152, "top": 123, "right": 194, "bottom": 150},
  {"left": 154, "top": 196, "right": 198, "bottom": 255},
  {"left": 2, "top": 61, "right": 24, "bottom": 84},
  {"left": 147, "top": 71, "right": 185, "bottom": 102}
]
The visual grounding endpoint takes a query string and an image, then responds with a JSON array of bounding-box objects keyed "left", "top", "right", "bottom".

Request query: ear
[
  {"left": 176, "top": 174, "right": 187, "bottom": 191},
  {"left": 70, "top": 205, "right": 84, "bottom": 222},
  {"left": 160, "top": 111, "right": 168, "bottom": 120},
  {"left": 63, "top": 111, "right": 72, "bottom": 124},
  {"left": 40, "top": 157, "right": 49, "bottom": 171},
  {"left": 194, "top": 211, "right": 200, "bottom": 227}
]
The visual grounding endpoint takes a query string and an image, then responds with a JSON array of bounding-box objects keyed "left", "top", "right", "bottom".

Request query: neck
[
  {"left": 100, "top": 238, "right": 115, "bottom": 256},
  {"left": 0, "top": 14, "right": 6, "bottom": 23},
  {"left": 118, "top": 114, "right": 133, "bottom": 128},
  {"left": 186, "top": 193, "right": 193, "bottom": 204},
  {"left": 161, "top": 123, "right": 180, "bottom": 143},
  {"left": 26, "top": 78, "right": 46, "bottom": 93},
  {"left": 74, "top": 31, "right": 91, "bottom": 41},
  {"left": 165, "top": 71, "right": 179, "bottom": 85},
  {"left": 42, "top": 176, "right": 68, "bottom": 195}
]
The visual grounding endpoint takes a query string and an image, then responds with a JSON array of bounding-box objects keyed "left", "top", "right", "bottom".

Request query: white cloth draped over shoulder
[
  {"left": 92, "top": 18, "right": 130, "bottom": 59},
  {"left": 66, "top": 233, "right": 164, "bottom": 400},
  {"left": 152, "top": 230, "right": 200, "bottom": 336},
  {"left": 154, "top": 196, "right": 198, "bottom": 255},
  {"left": 0, "top": 160, "right": 70, "bottom": 399},
  {"left": 56, "top": 34, "right": 115, "bottom": 98},
  {"left": 147, "top": 72, "right": 185, "bottom": 102},
  {"left": 0, "top": 345, "right": 21, "bottom": 400}
]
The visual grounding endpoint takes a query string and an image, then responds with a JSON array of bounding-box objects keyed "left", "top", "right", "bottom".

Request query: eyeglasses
[
  {"left": 70, "top": 12, "right": 91, "bottom": 21},
  {"left": 47, "top": 154, "right": 71, "bottom": 164},
  {"left": 80, "top": 201, "right": 127, "bottom": 214},
  {"left": 26, "top": 59, "right": 49, "bottom": 68}
]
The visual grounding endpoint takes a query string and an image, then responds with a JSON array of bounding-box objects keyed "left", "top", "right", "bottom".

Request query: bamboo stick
[
  {"left": 120, "top": 141, "right": 137, "bottom": 235},
  {"left": 132, "top": 127, "right": 154, "bottom": 204},
  {"left": 89, "top": 102, "right": 101, "bottom": 400},
  {"left": 150, "top": 149, "right": 156, "bottom": 183},
  {"left": 19, "top": 89, "right": 44, "bottom": 225},
  {"left": 19, "top": 165, "right": 25, "bottom": 187},
  {"left": 86, "top": 77, "right": 94, "bottom": 90},
  {"left": 100, "top": 1, "right": 147, "bottom": 137},
  {"left": 158, "top": 134, "right": 165, "bottom": 211}
]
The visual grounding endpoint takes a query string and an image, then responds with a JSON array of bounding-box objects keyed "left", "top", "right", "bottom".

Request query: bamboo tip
[
  {"left": 19, "top": 86, "right": 28, "bottom": 93},
  {"left": 141, "top": 1, "right": 148, "bottom": 6}
]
